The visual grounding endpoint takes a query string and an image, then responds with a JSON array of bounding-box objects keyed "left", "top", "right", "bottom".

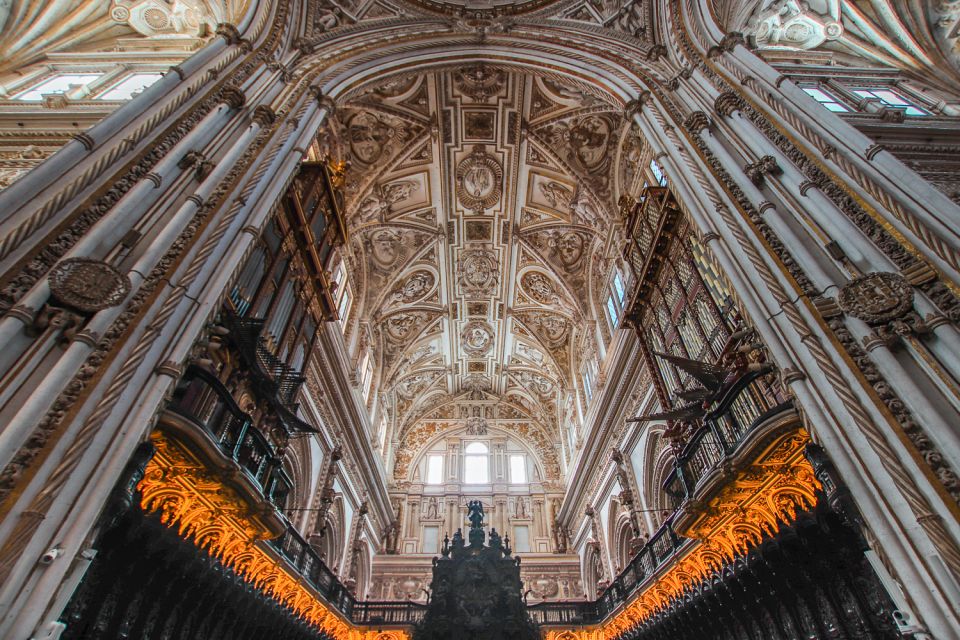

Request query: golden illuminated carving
[
  {"left": 544, "top": 631, "right": 603, "bottom": 640},
  {"left": 139, "top": 432, "right": 411, "bottom": 640},
  {"left": 545, "top": 429, "right": 819, "bottom": 640}
]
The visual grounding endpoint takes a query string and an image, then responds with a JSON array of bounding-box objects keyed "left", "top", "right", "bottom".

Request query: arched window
[{"left": 463, "top": 442, "right": 489, "bottom": 483}]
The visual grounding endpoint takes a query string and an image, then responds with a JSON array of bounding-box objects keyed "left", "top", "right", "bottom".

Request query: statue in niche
[
  {"left": 514, "top": 498, "right": 528, "bottom": 519},
  {"left": 426, "top": 496, "right": 440, "bottom": 519}
]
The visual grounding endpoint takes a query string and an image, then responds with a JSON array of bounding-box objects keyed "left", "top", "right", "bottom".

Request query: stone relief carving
[
  {"left": 521, "top": 271, "right": 560, "bottom": 305},
  {"left": 346, "top": 111, "right": 396, "bottom": 165},
  {"left": 367, "top": 229, "right": 403, "bottom": 270},
  {"left": 384, "top": 311, "right": 431, "bottom": 343},
  {"left": 48, "top": 258, "right": 132, "bottom": 313},
  {"left": 538, "top": 180, "right": 574, "bottom": 210},
  {"left": 454, "top": 65, "right": 506, "bottom": 102},
  {"left": 456, "top": 145, "right": 503, "bottom": 212},
  {"left": 461, "top": 320, "right": 495, "bottom": 356},
  {"left": 546, "top": 230, "right": 589, "bottom": 273},
  {"left": 837, "top": 272, "right": 915, "bottom": 326},
  {"left": 745, "top": 0, "right": 843, "bottom": 50},
  {"left": 457, "top": 249, "right": 500, "bottom": 296},
  {"left": 465, "top": 415, "right": 488, "bottom": 435},
  {"left": 517, "top": 371, "right": 554, "bottom": 397},
  {"left": 521, "top": 311, "right": 570, "bottom": 348},
  {"left": 114, "top": 0, "right": 225, "bottom": 38},
  {"left": 390, "top": 270, "right": 436, "bottom": 304}
]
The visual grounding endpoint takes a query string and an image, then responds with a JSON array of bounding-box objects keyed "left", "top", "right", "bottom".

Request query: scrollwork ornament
[
  {"left": 837, "top": 272, "right": 914, "bottom": 326},
  {"left": 48, "top": 258, "right": 131, "bottom": 313},
  {"left": 456, "top": 145, "right": 503, "bottom": 211}
]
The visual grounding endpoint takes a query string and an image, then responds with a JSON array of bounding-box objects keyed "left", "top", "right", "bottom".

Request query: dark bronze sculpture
[{"left": 413, "top": 501, "right": 539, "bottom": 640}]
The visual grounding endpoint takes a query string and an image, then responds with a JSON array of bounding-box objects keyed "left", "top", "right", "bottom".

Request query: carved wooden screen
[
  {"left": 622, "top": 187, "right": 731, "bottom": 403},
  {"left": 622, "top": 187, "right": 785, "bottom": 421}
]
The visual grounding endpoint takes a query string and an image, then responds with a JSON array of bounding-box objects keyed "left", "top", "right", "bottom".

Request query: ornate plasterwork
[
  {"left": 456, "top": 145, "right": 503, "bottom": 211},
  {"left": 837, "top": 272, "right": 914, "bottom": 325},
  {"left": 48, "top": 258, "right": 131, "bottom": 313},
  {"left": 456, "top": 248, "right": 500, "bottom": 297},
  {"left": 310, "top": 66, "right": 626, "bottom": 490},
  {"left": 461, "top": 320, "right": 495, "bottom": 356}
]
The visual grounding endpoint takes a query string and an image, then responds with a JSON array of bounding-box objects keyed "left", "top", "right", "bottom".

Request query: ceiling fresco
[{"left": 322, "top": 68, "right": 644, "bottom": 477}]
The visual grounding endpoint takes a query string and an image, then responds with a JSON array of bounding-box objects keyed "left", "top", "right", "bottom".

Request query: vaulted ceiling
[
  {"left": 324, "top": 68, "right": 643, "bottom": 476},
  {"left": 726, "top": 0, "right": 960, "bottom": 92}
]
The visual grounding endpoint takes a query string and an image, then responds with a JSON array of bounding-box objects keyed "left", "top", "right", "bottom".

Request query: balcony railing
[
  {"left": 533, "top": 376, "right": 795, "bottom": 630},
  {"left": 351, "top": 600, "right": 428, "bottom": 626},
  {"left": 268, "top": 524, "right": 357, "bottom": 617},
  {"left": 170, "top": 366, "right": 292, "bottom": 510},
  {"left": 664, "top": 372, "right": 792, "bottom": 507},
  {"left": 271, "top": 523, "right": 430, "bottom": 626}
]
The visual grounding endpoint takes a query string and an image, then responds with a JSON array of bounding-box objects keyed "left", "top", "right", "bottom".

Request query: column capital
[
  {"left": 251, "top": 105, "right": 277, "bottom": 127},
  {"left": 221, "top": 86, "right": 246, "bottom": 110},
  {"left": 714, "top": 91, "right": 745, "bottom": 117}
]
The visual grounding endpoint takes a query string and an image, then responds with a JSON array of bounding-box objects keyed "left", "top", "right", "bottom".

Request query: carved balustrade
[
  {"left": 169, "top": 365, "right": 293, "bottom": 511},
  {"left": 663, "top": 373, "right": 792, "bottom": 508}
]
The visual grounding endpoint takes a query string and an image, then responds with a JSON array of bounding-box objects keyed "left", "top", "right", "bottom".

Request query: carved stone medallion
[
  {"left": 456, "top": 146, "right": 502, "bottom": 211},
  {"left": 391, "top": 270, "right": 435, "bottom": 304},
  {"left": 49, "top": 258, "right": 131, "bottom": 313},
  {"left": 837, "top": 272, "right": 914, "bottom": 325},
  {"left": 457, "top": 249, "right": 500, "bottom": 296},
  {"left": 547, "top": 230, "right": 587, "bottom": 272},
  {"left": 461, "top": 320, "right": 494, "bottom": 355},
  {"left": 346, "top": 112, "right": 394, "bottom": 165},
  {"left": 521, "top": 271, "right": 559, "bottom": 304}
]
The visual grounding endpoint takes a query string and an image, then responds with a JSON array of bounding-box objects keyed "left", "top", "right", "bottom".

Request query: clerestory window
[
  {"left": 97, "top": 73, "right": 163, "bottom": 100},
  {"left": 463, "top": 442, "right": 489, "bottom": 483},
  {"left": 15, "top": 74, "right": 102, "bottom": 101}
]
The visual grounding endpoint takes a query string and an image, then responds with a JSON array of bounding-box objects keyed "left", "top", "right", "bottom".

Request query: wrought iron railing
[
  {"left": 351, "top": 600, "right": 429, "bottom": 626},
  {"left": 532, "top": 377, "right": 795, "bottom": 629},
  {"left": 170, "top": 366, "right": 291, "bottom": 510},
  {"left": 223, "top": 313, "right": 314, "bottom": 433},
  {"left": 527, "top": 601, "right": 601, "bottom": 626},
  {"left": 663, "top": 373, "right": 793, "bottom": 507},
  {"left": 268, "top": 524, "right": 357, "bottom": 617}
]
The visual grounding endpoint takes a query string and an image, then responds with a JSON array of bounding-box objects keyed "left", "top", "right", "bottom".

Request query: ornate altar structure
[{"left": 413, "top": 502, "right": 539, "bottom": 640}]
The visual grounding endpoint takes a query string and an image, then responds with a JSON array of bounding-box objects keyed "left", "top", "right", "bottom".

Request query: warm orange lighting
[
  {"left": 139, "top": 432, "right": 411, "bottom": 640},
  {"left": 545, "top": 429, "right": 819, "bottom": 640}
]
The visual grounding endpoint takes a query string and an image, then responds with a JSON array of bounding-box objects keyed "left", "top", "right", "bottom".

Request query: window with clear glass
[
  {"left": 423, "top": 526, "right": 439, "bottom": 553},
  {"left": 426, "top": 454, "right": 444, "bottom": 485},
  {"left": 97, "top": 73, "right": 163, "bottom": 100},
  {"left": 802, "top": 87, "right": 849, "bottom": 112},
  {"left": 606, "top": 295, "right": 620, "bottom": 327},
  {"left": 583, "top": 369, "right": 593, "bottom": 403},
  {"left": 509, "top": 455, "right": 526, "bottom": 484},
  {"left": 853, "top": 88, "right": 928, "bottom": 116},
  {"left": 613, "top": 272, "right": 626, "bottom": 305},
  {"left": 332, "top": 263, "right": 352, "bottom": 324},
  {"left": 650, "top": 160, "right": 668, "bottom": 186},
  {"left": 464, "top": 442, "right": 489, "bottom": 483},
  {"left": 16, "top": 74, "right": 102, "bottom": 101},
  {"left": 513, "top": 525, "right": 530, "bottom": 553}
]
